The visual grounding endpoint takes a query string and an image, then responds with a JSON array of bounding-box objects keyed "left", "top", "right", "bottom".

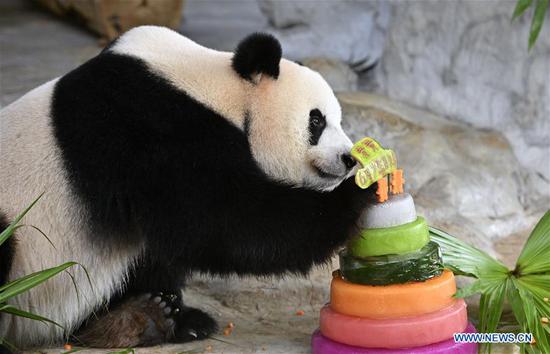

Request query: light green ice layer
[{"left": 347, "top": 216, "right": 430, "bottom": 257}]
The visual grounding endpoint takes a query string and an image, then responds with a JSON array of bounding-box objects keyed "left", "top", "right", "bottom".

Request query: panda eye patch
[{"left": 309, "top": 109, "right": 326, "bottom": 145}]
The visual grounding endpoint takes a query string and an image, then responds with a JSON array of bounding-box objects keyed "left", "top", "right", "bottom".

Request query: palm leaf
[
  {"left": 429, "top": 227, "right": 508, "bottom": 277},
  {"left": 516, "top": 282, "right": 550, "bottom": 352},
  {"left": 479, "top": 281, "right": 508, "bottom": 353},
  {"left": 431, "top": 216, "right": 550, "bottom": 353},
  {"left": 517, "top": 211, "right": 550, "bottom": 274}
]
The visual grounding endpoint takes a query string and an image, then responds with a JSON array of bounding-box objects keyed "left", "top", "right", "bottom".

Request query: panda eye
[
  {"left": 309, "top": 109, "right": 326, "bottom": 145},
  {"left": 309, "top": 109, "right": 326, "bottom": 128}
]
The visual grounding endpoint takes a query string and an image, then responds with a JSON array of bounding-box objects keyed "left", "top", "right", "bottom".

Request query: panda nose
[{"left": 341, "top": 153, "right": 356, "bottom": 170}]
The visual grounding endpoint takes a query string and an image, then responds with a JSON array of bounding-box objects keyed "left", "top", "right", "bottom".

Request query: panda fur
[{"left": 0, "top": 26, "right": 368, "bottom": 349}]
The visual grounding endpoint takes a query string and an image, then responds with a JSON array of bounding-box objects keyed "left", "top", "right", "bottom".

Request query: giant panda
[{"left": 0, "top": 26, "right": 369, "bottom": 349}]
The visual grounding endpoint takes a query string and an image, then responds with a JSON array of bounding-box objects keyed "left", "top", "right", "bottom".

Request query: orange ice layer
[{"left": 330, "top": 269, "right": 457, "bottom": 319}]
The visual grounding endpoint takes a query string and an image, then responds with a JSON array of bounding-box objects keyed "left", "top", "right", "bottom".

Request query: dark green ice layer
[{"left": 339, "top": 241, "right": 444, "bottom": 286}]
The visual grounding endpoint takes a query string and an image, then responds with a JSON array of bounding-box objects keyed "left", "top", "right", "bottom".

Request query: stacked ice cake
[{"left": 312, "top": 138, "right": 477, "bottom": 354}]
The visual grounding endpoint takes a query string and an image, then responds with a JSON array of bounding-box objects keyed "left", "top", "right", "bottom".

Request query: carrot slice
[
  {"left": 391, "top": 169, "right": 404, "bottom": 195},
  {"left": 376, "top": 177, "right": 389, "bottom": 203}
]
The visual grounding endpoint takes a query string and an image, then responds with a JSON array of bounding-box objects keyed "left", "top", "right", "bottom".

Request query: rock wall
[
  {"left": 373, "top": 1, "right": 550, "bottom": 202},
  {"left": 258, "top": 0, "right": 389, "bottom": 72},
  {"left": 339, "top": 93, "right": 543, "bottom": 247}
]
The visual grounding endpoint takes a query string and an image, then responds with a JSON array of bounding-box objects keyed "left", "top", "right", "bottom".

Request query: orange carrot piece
[
  {"left": 376, "top": 177, "right": 389, "bottom": 203},
  {"left": 391, "top": 169, "right": 404, "bottom": 195}
]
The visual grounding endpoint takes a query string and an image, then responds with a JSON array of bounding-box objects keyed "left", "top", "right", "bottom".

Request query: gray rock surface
[
  {"left": 179, "top": 0, "right": 389, "bottom": 72},
  {"left": 179, "top": 0, "right": 267, "bottom": 52},
  {"left": 301, "top": 58, "right": 358, "bottom": 92},
  {"left": 258, "top": 0, "right": 389, "bottom": 71},
  {"left": 373, "top": 0, "right": 550, "bottom": 198}
]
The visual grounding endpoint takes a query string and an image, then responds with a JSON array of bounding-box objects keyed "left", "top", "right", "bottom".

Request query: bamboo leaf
[
  {"left": 0, "top": 262, "right": 77, "bottom": 303},
  {"left": 529, "top": 0, "right": 549, "bottom": 50},
  {"left": 17, "top": 224, "right": 56, "bottom": 250},
  {"left": 1, "top": 304, "right": 62, "bottom": 328},
  {"left": 514, "top": 0, "right": 534, "bottom": 19},
  {"left": 0, "top": 338, "right": 18, "bottom": 352},
  {"left": 0, "top": 194, "right": 43, "bottom": 246},
  {"left": 107, "top": 349, "right": 135, "bottom": 354},
  {"left": 0, "top": 268, "right": 54, "bottom": 293},
  {"left": 0, "top": 303, "right": 11, "bottom": 312}
]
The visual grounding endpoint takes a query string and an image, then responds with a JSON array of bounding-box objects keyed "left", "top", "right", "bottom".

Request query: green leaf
[
  {"left": 0, "top": 304, "right": 62, "bottom": 328},
  {"left": 514, "top": 0, "right": 534, "bottom": 19},
  {"left": 17, "top": 224, "right": 56, "bottom": 250},
  {"left": 507, "top": 279, "right": 528, "bottom": 330},
  {"left": 107, "top": 349, "right": 135, "bottom": 354},
  {"left": 478, "top": 281, "right": 508, "bottom": 353},
  {"left": 511, "top": 276, "right": 550, "bottom": 353},
  {"left": 0, "top": 338, "right": 18, "bottom": 352},
  {"left": 517, "top": 283, "right": 550, "bottom": 352},
  {"left": 517, "top": 211, "right": 550, "bottom": 274},
  {"left": 529, "top": 0, "right": 549, "bottom": 50},
  {"left": 0, "top": 268, "right": 53, "bottom": 293},
  {"left": 429, "top": 227, "right": 508, "bottom": 278},
  {"left": 0, "top": 303, "right": 11, "bottom": 312},
  {"left": 0, "top": 193, "right": 43, "bottom": 246},
  {"left": 455, "top": 279, "right": 495, "bottom": 298},
  {"left": 0, "top": 262, "right": 77, "bottom": 303}
]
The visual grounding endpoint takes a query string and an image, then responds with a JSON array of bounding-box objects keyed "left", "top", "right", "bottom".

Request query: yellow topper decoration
[{"left": 351, "top": 137, "right": 397, "bottom": 190}]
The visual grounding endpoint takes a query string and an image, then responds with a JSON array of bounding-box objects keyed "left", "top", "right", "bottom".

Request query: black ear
[{"left": 232, "top": 33, "right": 282, "bottom": 81}]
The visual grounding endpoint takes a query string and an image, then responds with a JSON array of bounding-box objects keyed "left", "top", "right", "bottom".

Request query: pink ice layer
[
  {"left": 320, "top": 299, "right": 468, "bottom": 349},
  {"left": 312, "top": 323, "right": 478, "bottom": 354}
]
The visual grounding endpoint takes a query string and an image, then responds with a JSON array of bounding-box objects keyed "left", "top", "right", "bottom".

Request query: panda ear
[{"left": 232, "top": 33, "right": 282, "bottom": 82}]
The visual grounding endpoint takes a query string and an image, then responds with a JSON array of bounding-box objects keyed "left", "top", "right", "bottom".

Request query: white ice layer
[{"left": 360, "top": 193, "right": 417, "bottom": 229}]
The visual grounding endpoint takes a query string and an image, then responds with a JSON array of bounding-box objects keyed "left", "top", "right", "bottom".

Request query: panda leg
[{"left": 74, "top": 292, "right": 218, "bottom": 347}]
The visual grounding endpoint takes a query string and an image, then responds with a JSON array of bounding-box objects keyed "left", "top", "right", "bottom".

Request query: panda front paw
[
  {"left": 145, "top": 292, "right": 182, "bottom": 332},
  {"left": 147, "top": 292, "right": 218, "bottom": 342},
  {"left": 173, "top": 307, "right": 218, "bottom": 342}
]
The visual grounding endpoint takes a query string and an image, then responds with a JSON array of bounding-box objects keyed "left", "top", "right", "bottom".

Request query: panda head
[{"left": 232, "top": 33, "right": 356, "bottom": 191}]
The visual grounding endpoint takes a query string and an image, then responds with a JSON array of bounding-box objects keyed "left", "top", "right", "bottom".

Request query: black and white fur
[{"left": 0, "top": 26, "right": 368, "bottom": 348}]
